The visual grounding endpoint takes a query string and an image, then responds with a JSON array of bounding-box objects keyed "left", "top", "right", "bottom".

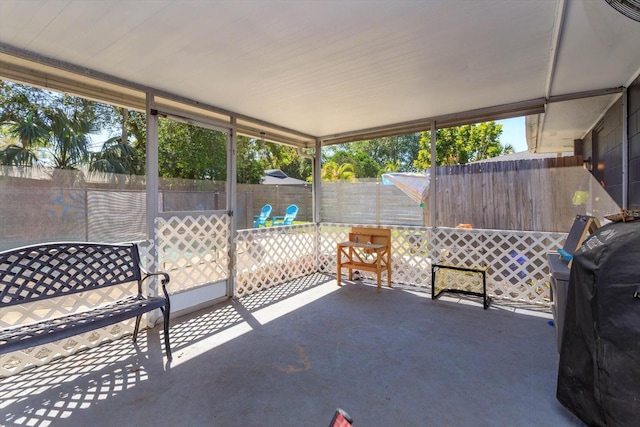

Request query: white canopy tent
[{"left": 382, "top": 172, "right": 431, "bottom": 207}]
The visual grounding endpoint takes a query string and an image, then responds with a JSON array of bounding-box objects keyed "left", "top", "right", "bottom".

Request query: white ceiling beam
[
  {"left": 320, "top": 99, "right": 547, "bottom": 146},
  {"left": 0, "top": 43, "right": 316, "bottom": 145},
  {"left": 534, "top": 0, "right": 567, "bottom": 153}
]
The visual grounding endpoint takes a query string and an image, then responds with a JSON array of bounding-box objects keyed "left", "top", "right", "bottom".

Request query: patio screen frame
[{"left": 146, "top": 94, "right": 239, "bottom": 300}]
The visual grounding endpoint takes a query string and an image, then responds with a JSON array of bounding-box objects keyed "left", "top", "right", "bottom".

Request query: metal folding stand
[{"left": 431, "top": 264, "right": 491, "bottom": 309}]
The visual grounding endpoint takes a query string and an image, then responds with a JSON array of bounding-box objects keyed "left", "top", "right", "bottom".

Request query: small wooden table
[{"left": 336, "top": 227, "right": 391, "bottom": 292}]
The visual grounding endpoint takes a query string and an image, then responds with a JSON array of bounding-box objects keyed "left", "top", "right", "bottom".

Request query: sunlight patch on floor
[
  {"left": 252, "top": 281, "right": 341, "bottom": 325},
  {"left": 170, "top": 322, "right": 253, "bottom": 367}
]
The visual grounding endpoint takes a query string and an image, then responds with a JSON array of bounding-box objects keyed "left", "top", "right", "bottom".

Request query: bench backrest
[
  {"left": 349, "top": 227, "right": 391, "bottom": 248},
  {"left": 0, "top": 242, "right": 142, "bottom": 307}
]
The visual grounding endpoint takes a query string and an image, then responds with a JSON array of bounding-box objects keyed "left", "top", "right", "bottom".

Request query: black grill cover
[{"left": 557, "top": 221, "right": 640, "bottom": 426}]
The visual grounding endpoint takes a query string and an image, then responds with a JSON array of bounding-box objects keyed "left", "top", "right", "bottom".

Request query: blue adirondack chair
[
  {"left": 272, "top": 204, "right": 299, "bottom": 226},
  {"left": 253, "top": 204, "right": 272, "bottom": 228}
]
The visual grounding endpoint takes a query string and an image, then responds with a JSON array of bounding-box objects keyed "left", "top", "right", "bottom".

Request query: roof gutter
[
  {"left": 532, "top": 0, "right": 567, "bottom": 153},
  {"left": 321, "top": 98, "right": 546, "bottom": 146}
]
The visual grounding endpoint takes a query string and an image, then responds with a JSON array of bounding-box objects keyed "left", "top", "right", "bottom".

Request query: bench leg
[
  {"left": 132, "top": 308, "right": 171, "bottom": 361},
  {"left": 161, "top": 303, "right": 172, "bottom": 361},
  {"left": 133, "top": 314, "right": 142, "bottom": 342}
]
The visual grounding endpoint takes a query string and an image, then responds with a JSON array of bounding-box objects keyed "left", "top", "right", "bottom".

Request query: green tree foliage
[
  {"left": 0, "top": 81, "right": 120, "bottom": 168},
  {"left": 47, "top": 107, "right": 96, "bottom": 169},
  {"left": 1, "top": 81, "right": 515, "bottom": 183},
  {"left": 360, "top": 134, "right": 421, "bottom": 172},
  {"left": 236, "top": 136, "right": 266, "bottom": 184},
  {"left": 125, "top": 110, "right": 147, "bottom": 166},
  {"left": 5, "top": 111, "right": 48, "bottom": 150},
  {"left": 280, "top": 155, "right": 312, "bottom": 183},
  {"left": 321, "top": 160, "right": 355, "bottom": 182},
  {"left": 262, "top": 142, "right": 311, "bottom": 182},
  {"left": 326, "top": 149, "right": 379, "bottom": 178},
  {"left": 90, "top": 136, "right": 141, "bottom": 174},
  {"left": 0, "top": 110, "right": 47, "bottom": 165},
  {"left": 322, "top": 134, "right": 421, "bottom": 178},
  {"left": 0, "top": 81, "right": 117, "bottom": 135},
  {"left": 234, "top": 138, "right": 312, "bottom": 184},
  {"left": 157, "top": 118, "right": 227, "bottom": 180},
  {"left": 413, "top": 122, "right": 512, "bottom": 169}
]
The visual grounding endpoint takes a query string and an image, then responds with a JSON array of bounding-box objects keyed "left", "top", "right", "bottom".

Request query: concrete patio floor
[{"left": 0, "top": 273, "right": 583, "bottom": 426}]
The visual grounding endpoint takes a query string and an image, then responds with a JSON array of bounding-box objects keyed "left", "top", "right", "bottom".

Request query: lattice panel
[
  {"left": 156, "top": 213, "right": 230, "bottom": 294},
  {"left": 433, "top": 267, "right": 485, "bottom": 295},
  {"left": 318, "top": 224, "right": 432, "bottom": 286},
  {"left": 235, "top": 224, "right": 316, "bottom": 297},
  {"left": 389, "top": 226, "right": 433, "bottom": 286},
  {"left": 429, "top": 227, "right": 566, "bottom": 305},
  {"left": 319, "top": 223, "right": 565, "bottom": 306},
  {"left": 317, "top": 223, "right": 349, "bottom": 276},
  {"left": 0, "top": 284, "right": 138, "bottom": 376},
  {"left": 134, "top": 239, "right": 162, "bottom": 327},
  {"left": 136, "top": 239, "right": 158, "bottom": 275}
]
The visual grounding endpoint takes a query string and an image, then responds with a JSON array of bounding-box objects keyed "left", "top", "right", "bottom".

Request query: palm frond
[{"left": 0, "top": 144, "right": 38, "bottom": 166}]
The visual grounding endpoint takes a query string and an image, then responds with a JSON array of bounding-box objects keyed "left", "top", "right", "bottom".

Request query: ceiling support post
[
  {"left": 622, "top": 88, "right": 629, "bottom": 209},
  {"left": 313, "top": 138, "right": 322, "bottom": 224},
  {"left": 227, "top": 117, "right": 238, "bottom": 297},
  {"left": 430, "top": 121, "right": 437, "bottom": 229},
  {"left": 146, "top": 93, "right": 159, "bottom": 242}
]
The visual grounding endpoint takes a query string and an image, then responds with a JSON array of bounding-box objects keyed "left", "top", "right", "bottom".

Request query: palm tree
[
  {"left": 0, "top": 111, "right": 47, "bottom": 166},
  {"left": 1, "top": 105, "right": 96, "bottom": 169},
  {"left": 90, "top": 136, "right": 139, "bottom": 174},
  {"left": 46, "top": 108, "right": 95, "bottom": 169},
  {"left": 321, "top": 161, "right": 356, "bottom": 182}
]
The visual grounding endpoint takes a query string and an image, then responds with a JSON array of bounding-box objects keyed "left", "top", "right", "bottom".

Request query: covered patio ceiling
[{"left": 0, "top": 0, "right": 639, "bottom": 151}]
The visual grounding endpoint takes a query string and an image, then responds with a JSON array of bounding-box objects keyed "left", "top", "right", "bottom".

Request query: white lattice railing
[
  {"left": 235, "top": 224, "right": 317, "bottom": 297},
  {"left": 319, "top": 223, "right": 566, "bottom": 306},
  {"left": 1, "top": 220, "right": 565, "bottom": 375},
  {"left": 156, "top": 213, "right": 231, "bottom": 294},
  {"left": 428, "top": 227, "right": 566, "bottom": 304}
]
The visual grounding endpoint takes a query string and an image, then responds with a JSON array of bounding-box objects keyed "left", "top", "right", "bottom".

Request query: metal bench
[{"left": 0, "top": 242, "right": 172, "bottom": 361}]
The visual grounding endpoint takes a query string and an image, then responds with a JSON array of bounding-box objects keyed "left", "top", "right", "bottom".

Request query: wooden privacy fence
[
  {"left": 321, "top": 180, "right": 424, "bottom": 226},
  {"left": 321, "top": 156, "right": 619, "bottom": 232},
  {"left": 239, "top": 183, "right": 313, "bottom": 225},
  {"left": 0, "top": 173, "right": 312, "bottom": 250}
]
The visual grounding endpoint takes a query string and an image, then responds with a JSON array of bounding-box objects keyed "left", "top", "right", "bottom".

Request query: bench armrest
[{"left": 140, "top": 269, "right": 171, "bottom": 299}]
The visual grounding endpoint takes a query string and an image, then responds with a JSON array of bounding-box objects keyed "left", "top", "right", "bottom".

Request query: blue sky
[{"left": 496, "top": 117, "right": 527, "bottom": 153}]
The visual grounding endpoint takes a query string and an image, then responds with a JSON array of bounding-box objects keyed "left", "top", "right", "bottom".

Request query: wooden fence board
[{"left": 319, "top": 156, "right": 620, "bottom": 232}]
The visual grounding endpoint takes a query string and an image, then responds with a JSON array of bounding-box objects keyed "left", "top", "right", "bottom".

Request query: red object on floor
[{"left": 329, "top": 408, "right": 353, "bottom": 426}]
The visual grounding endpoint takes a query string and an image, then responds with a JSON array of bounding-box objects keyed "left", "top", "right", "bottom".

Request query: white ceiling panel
[
  {"left": 551, "top": 0, "right": 640, "bottom": 94},
  {"left": 530, "top": 94, "right": 621, "bottom": 153},
  {"left": 0, "top": 0, "right": 639, "bottom": 149}
]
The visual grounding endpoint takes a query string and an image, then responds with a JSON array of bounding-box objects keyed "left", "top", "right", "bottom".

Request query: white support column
[
  {"left": 622, "top": 88, "right": 629, "bottom": 209},
  {"left": 430, "top": 121, "right": 437, "bottom": 228},
  {"left": 145, "top": 93, "right": 159, "bottom": 243},
  {"left": 313, "top": 138, "right": 322, "bottom": 272},
  {"left": 145, "top": 93, "right": 160, "bottom": 323},
  {"left": 227, "top": 117, "right": 238, "bottom": 297},
  {"left": 314, "top": 138, "right": 322, "bottom": 223}
]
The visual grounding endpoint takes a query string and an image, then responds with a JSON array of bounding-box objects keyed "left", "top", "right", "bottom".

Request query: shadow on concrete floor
[{"left": 0, "top": 273, "right": 583, "bottom": 426}]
